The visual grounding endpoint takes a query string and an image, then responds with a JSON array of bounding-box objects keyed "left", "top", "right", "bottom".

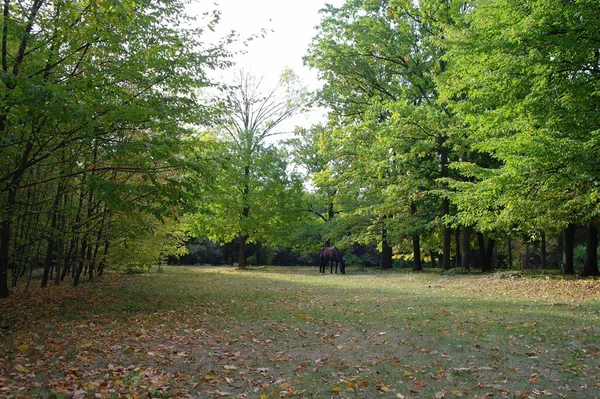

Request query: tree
[
  {"left": 304, "top": 0, "right": 464, "bottom": 269},
  {"left": 438, "top": 0, "right": 600, "bottom": 274},
  {"left": 190, "top": 70, "right": 310, "bottom": 268},
  {"left": 0, "top": 0, "right": 230, "bottom": 297}
]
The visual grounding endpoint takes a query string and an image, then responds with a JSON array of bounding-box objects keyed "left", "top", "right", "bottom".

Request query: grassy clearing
[{"left": 1, "top": 266, "right": 600, "bottom": 398}]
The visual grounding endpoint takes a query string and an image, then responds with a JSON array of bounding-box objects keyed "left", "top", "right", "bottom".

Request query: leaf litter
[{"left": 1, "top": 267, "right": 600, "bottom": 398}]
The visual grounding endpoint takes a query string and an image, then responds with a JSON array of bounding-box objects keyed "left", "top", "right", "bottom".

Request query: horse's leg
[{"left": 335, "top": 261, "right": 338, "bottom": 274}]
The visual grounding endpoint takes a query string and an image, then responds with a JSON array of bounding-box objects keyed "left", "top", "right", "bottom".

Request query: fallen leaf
[
  {"left": 331, "top": 386, "right": 342, "bottom": 392},
  {"left": 15, "top": 364, "right": 28, "bottom": 372}
]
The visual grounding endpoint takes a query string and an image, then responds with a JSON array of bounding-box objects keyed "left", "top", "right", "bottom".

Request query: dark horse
[{"left": 319, "top": 247, "right": 346, "bottom": 274}]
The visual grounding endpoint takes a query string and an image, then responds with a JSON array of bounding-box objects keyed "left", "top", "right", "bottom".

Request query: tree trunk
[
  {"left": 0, "top": 218, "right": 10, "bottom": 298},
  {"left": 557, "top": 232, "right": 563, "bottom": 269},
  {"left": 461, "top": 226, "right": 472, "bottom": 269},
  {"left": 582, "top": 222, "right": 599, "bottom": 277},
  {"left": 563, "top": 223, "right": 576, "bottom": 275},
  {"left": 381, "top": 226, "right": 393, "bottom": 270},
  {"left": 238, "top": 235, "right": 248, "bottom": 268},
  {"left": 524, "top": 241, "right": 530, "bottom": 269},
  {"left": 412, "top": 234, "right": 422, "bottom": 271},
  {"left": 484, "top": 238, "right": 495, "bottom": 272},
  {"left": 239, "top": 166, "right": 250, "bottom": 269},
  {"left": 454, "top": 227, "right": 460, "bottom": 267},
  {"left": 439, "top": 136, "right": 451, "bottom": 270},
  {"left": 540, "top": 232, "right": 547, "bottom": 270}
]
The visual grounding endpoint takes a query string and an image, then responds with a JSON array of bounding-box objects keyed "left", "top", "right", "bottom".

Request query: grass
[{"left": 1, "top": 265, "right": 600, "bottom": 398}]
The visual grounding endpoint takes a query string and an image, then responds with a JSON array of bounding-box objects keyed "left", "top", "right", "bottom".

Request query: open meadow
[{"left": 1, "top": 266, "right": 600, "bottom": 398}]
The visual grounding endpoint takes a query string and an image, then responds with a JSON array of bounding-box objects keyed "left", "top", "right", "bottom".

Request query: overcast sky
[{"left": 189, "top": 0, "right": 345, "bottom": 132}]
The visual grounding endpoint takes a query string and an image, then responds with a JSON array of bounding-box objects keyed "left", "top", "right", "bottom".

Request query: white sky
[{"left": 189, "top": 0, "right": 345, "bottom": 132}]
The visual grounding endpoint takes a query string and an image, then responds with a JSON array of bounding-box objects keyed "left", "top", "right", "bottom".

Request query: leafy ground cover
[{"left": 1, "top": 266, "right": 599, "bottom": 398}]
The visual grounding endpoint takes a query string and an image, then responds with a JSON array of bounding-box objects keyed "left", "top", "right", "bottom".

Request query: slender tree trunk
[
  {"left": 381, "top": 225, "right": 393, "bottom": 270},
  {"left": 442, "top": 197, "right": 451, "bottom": 270},
  {"left": 582, "top": 222, "right": 599, "bottom": 277},
  {"left": 412, "top": 235, "right": 422, "bottom": 271},
  {"left": 563, "top": 223, "right": 576, "bottom": 275},
  {"left": 557, "top": 232, "right": 563, "bottom": 269},
  {"left": 42, "top": 183, "right": 63, "bottom": 287},
  {"left": 239, "top": 166, "right": 250, "bottom": 269},
  {"left": 540, "top": 232, "right": 547, "bottom": 270},
  {"left": 73, "top": 238, "right": 87, "bottom": 287},
  {"left": 484, "top": 238, "right": 495, "bottom": 272},
  {"left": 462, "top": 226, "right": 472, "bottom": 269},
  {"left": 454, "top": 227, "right": 460, "bottom": 267},
  {"left": 97, "top": 239, "right": 109, "bottom": 277},
  {"left": 0, "top": 217, "right": 10, "bottom": 298}
]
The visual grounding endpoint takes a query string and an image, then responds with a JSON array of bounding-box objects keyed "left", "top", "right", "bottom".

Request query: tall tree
[
  {"left": 438, "top": 0, "right": 600, "bottom": 274},
  {"left": 191, "top": 70, "right": 310, "bottom": 268},
  {"left": 305, "top": 0, "right": 464, "bottom": 268}
]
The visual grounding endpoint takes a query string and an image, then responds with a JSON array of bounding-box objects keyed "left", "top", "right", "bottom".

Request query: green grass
[{"left": 1, "top": 265, "right": 600, "bottom": 398}]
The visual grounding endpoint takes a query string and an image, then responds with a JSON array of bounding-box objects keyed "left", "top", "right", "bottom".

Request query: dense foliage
[
  {"left": 0, "top": 0, "right": 230, "bottom": 297},
  {"left": 298, "top": 0, "right": 599, "bottom": 275},
  {"left": 1, "top": 0, "right": 598, "bottom": 298}
]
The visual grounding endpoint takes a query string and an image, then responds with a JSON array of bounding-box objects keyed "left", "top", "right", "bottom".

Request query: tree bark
[
  {"left": 582, "top": 222, "right": 599, "bottom": 277},
  {"left": 412, "top": 235, "right": 422, "bottom": 271},
  {"left": 563, "top": 223, "right": 576, "bottom": 275},
  {"left": 238, "top": 235, "right": 248, "bottom": 268}
]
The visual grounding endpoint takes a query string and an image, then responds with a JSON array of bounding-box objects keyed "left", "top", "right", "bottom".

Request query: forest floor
[{"left": 1, "top": 266, "right": 600, "bottom": 399}]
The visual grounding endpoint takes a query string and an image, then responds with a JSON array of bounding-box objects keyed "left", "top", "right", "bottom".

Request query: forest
[{"left": 1, "top": 0, "right": 599, "bottom": 299}]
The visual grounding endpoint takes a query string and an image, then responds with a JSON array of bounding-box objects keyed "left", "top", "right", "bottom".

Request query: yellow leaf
[
  {"left": 261, "top": 395, "right": 268, "bottom": 399},
  {"left": 451, "top": 391, "right": 463, "bottom": 396},
  {"left": 203, "top": 375, "right": 215, "bottom": 381},
  {"left": 15, "top": 364, "right": 28, "bottom": 372},
  {"left": 403, "top": 371, "right": 412, "bottom": 377},
  {"left": 17, "top": 345, "right": 29, "bottom": 353},
  {"left": 223, "top": 365, "right": 238, "bottom": 370},
  {"left": 330, "top": 387, "right": 342, "bottom": 392},
  {"left": 380, "top": 385, "right": 391, "bottom": 392},
  {"left": 345, "top": 381, "right": 356, "bottom": 389}
]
